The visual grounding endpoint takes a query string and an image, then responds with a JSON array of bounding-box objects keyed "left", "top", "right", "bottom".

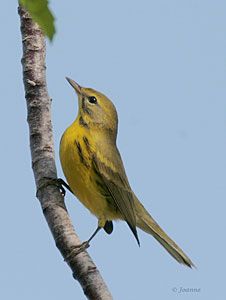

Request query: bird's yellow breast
[{"left": 59, "top": 121, "right": 119, "bottom": 220}]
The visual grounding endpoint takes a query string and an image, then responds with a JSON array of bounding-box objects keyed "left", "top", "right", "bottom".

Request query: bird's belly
[{"left": 60, "top": 133, "right": 120, "bottom": 220}]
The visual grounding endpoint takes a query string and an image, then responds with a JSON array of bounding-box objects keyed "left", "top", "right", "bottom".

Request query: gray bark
[{"left": 18, "top": 5, "right": 113, "bottom": 300}]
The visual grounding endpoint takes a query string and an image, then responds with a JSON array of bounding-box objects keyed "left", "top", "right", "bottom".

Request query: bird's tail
[{"left": 134, "top": 197, "right": 194, "bottom": 268}]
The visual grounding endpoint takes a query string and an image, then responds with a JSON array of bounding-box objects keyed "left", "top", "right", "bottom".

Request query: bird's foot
[
  {"left": 64, "top": 241, "right": 90, "bottom": 261},
  {"left": 36, "top": 177, "right": 73, "bottom": 197}
]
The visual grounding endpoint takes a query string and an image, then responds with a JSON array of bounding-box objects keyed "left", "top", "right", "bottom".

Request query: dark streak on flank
[
  {"left": 75, "top": 140, "right": 89, "bottom": 168},
  {"left": 83, "top": 136, "right": 92, "bottom": 155},
  {"left": 79, "top": 116, "right": 89, "bottom": 128},
  {"left": 82, "top": 97, "right": 92, "bottom": 115}
]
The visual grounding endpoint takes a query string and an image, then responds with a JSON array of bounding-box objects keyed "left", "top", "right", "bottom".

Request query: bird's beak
[{"left": 66, "top": 77, "right": 82, "bottom": 95}]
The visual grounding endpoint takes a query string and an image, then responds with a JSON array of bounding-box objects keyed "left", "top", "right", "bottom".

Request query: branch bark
[{"left": 18, "top": 5, "right": 112, "bottom": 300}]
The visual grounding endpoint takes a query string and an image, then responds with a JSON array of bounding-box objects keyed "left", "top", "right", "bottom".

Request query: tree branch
[{"left": 18, "top": 5, "right": 112, "bottom": 300}]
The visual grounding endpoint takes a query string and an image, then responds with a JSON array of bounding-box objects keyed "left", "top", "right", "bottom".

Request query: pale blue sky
[{"left": 1, "top": 1, "right": 226, "bottom": 299}]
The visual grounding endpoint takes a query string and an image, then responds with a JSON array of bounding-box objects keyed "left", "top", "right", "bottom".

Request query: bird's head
[{"left": 66, "top": 77, "right": 118, "bottom": 139}]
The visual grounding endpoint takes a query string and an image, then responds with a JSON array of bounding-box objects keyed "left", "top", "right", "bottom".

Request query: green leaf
[{"left": 20, "top": 0, "right": 55, "bottom": 41}]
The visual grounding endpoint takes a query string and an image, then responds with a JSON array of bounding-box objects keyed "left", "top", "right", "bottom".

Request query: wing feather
[{"left": 92, "top": 153, "right": 140, "bottom": 245}]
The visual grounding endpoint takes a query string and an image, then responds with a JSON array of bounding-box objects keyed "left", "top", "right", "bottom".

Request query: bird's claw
[
  {"left": 36, "top": 177, "right": 73, "bottom": 197},
  {"left": 64, "top": 241, "right": 90, "bottom": 262}
]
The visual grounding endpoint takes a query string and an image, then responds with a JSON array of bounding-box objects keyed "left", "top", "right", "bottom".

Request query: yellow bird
[{"left": 60, "top": 77, "right": 194, "bottom": 268}]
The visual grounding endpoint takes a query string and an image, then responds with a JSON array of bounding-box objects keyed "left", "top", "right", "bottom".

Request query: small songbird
[{"left": 60, "top": 77, "right": 194, "bottom": 268}]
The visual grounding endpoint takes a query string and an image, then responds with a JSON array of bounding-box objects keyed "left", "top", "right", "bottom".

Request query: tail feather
[{"left": 134, "top": 197, "right": 195, "bottom": 268}]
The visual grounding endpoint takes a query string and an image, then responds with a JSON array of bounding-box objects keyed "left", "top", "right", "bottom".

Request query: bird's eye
[{"left": 88, "top": 96, "right": 97, "bottom": 104}]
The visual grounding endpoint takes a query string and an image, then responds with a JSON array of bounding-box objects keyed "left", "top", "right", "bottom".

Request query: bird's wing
[{"left": 92, "top": 149, "right": 140, "bottom": 245}]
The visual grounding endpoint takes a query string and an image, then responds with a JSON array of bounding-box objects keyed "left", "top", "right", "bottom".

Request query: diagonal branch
[{"left": 18, "top": 5, "right": 112, "bottom": 300}]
